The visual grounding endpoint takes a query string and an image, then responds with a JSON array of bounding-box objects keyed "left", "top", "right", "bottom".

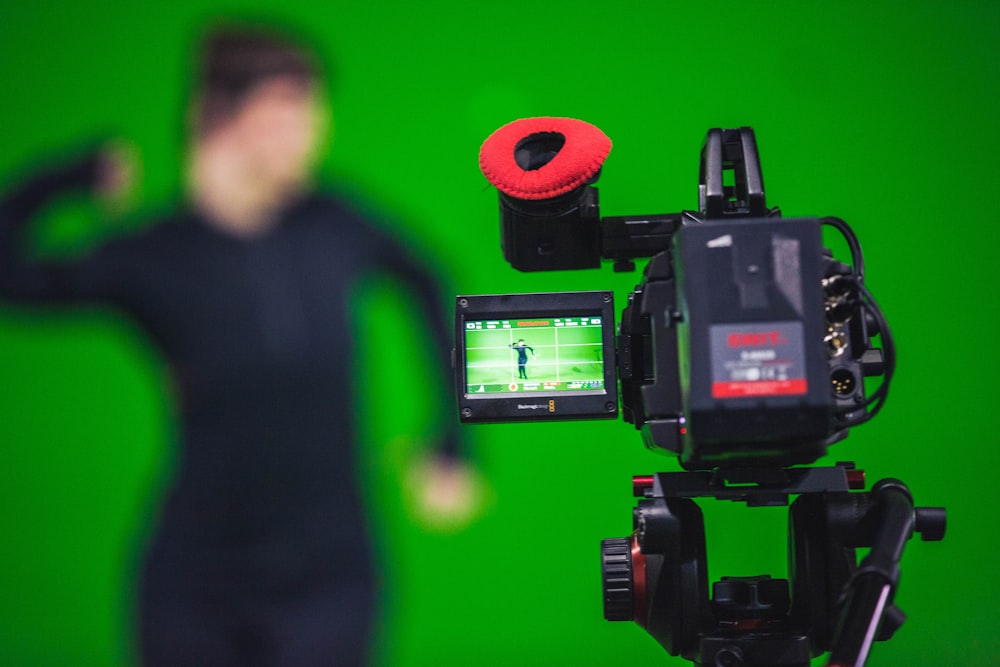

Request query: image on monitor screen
[{"left": 463, "top": 315, "right": 605, "bottom": 396}]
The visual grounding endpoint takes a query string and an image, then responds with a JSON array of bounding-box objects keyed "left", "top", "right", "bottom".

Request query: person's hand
[
  {"left": 404, "top": 453, "right": 488, "bottom": 532},
  {"left": 94, "top": 140, "right": 139, "bottom": 217}
]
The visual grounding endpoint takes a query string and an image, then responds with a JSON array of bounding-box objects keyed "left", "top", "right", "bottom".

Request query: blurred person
[{"left": 0, "top": 23, "right": 476, "bottom": 667}]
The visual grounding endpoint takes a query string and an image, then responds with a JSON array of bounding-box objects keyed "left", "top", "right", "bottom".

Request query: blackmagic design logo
[{"left": 517, "top": 403, "right": 549, "bottom": 410}]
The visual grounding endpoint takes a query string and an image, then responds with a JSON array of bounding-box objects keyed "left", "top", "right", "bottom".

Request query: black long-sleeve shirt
[
  {"left": 510, "top": 343, "right": 534, "bottom": 364},
  {"left": 0, "top": 156, "right": 459, "bottom": 567}
]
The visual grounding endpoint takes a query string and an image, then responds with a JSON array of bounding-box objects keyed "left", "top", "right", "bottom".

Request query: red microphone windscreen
[{"left": 479, "top": 117, "right": 612, "bottom": 200}]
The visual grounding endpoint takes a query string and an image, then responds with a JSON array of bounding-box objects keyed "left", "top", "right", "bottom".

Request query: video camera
[
  {"left": 455, "top": 121, "right": 890, "bottom": 471},
  {"left": 455, "top": 119, "right": 944, "bottom": 667}
]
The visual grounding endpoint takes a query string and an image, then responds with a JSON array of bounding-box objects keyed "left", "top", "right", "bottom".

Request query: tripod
[{"left": 601, "top": 463, "right": 946, "bottom": 666}]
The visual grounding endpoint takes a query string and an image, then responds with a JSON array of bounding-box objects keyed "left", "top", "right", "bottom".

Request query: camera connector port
[
  {"left": 831, "top": 368, "right": 857, "bottom": 396},
  {"left": 825, "top": 327, "right": 848, "bottom": 358}
]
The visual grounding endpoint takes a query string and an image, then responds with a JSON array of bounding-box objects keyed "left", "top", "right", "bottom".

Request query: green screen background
[{"left": 0, "top": 1, "right": 996, "bottom": 665}]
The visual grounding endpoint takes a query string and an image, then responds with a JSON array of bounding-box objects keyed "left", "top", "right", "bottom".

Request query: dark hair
[{"left": 192, "top": 23, "right": 321, "bottom": 135}]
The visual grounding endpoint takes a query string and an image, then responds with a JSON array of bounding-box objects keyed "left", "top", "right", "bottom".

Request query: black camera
[
  {"left": 458, "top": 119, "right": 944, "bottom": 667},
  {"left": 456, "top": 122, "right": 890, "bottom": 471}
]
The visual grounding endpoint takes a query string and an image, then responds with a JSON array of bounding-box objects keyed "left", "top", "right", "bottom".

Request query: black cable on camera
[{"left": 821, "top": 216, "right": 895, "bottom": 425}]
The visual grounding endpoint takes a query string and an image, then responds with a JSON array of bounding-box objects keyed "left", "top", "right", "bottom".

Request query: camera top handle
[
  {"left": 602, "top": 127, "right": 781, "bottom": 272},
  {"left": 699, "top": 127, "right": 778, "bottom": 220}
]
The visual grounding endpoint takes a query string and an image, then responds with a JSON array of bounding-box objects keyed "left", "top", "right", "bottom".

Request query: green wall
[{"left": 0, "top": 1, "right": 996, "bottom": 665}]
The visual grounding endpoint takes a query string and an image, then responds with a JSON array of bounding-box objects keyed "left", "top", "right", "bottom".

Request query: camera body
[{"left": 457, "top": 126, "right": 885, "bottom": 470}]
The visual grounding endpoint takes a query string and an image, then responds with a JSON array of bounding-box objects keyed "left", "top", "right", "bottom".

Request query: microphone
[{"left": 479, "top": 117, "right": 612, "bottom": 201}]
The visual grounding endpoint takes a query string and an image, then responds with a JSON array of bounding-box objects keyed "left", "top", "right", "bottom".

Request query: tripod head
[{"left": 601, "top": 464, "right": 945, "bottom": 666}]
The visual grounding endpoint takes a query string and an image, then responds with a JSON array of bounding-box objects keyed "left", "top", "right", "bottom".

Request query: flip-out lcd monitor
[{"left": 455, "top": 291, "right": 617, "bottom": 422}]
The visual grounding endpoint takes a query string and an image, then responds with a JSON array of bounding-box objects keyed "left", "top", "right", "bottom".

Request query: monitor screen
[
  {"left": 463, "top": 315, "right": 606, "bottom": 396},
  {"left": 454, "top": 291, "right": 617, "bottom": 423}
]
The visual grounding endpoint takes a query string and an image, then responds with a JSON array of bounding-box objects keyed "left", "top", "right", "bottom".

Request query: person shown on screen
[
  {"left": 510, "top": 338, "right": 535, "bottom": 380},
  {"left": 0, "top": 23, "right": 476, "bottom": 667}
]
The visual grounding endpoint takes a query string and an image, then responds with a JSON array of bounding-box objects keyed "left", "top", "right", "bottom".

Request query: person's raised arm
[{"left": 0, "top": 145, "right": 134, "bottom": 305}]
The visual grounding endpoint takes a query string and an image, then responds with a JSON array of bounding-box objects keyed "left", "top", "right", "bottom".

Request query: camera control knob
[{"left": 601, "top": 537, "right": 636, "bottom": 622}]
